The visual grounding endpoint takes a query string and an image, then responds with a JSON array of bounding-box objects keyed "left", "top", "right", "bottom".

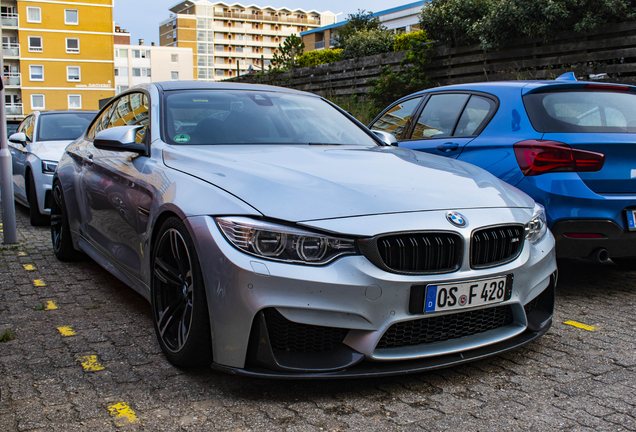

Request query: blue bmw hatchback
[{"left": 370, "top": 73, "right": 636, "bottom": 265}]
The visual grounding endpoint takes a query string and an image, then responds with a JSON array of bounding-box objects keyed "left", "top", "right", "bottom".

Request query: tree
[
  {"left": 336, "top": 9, "right": 385, "bottom": 48},
  {"left": 340, "top": 30, "right": 395, "bottom": 60},
  {"left": 271, "top": 34, "right": 305, "bottom": 70}
]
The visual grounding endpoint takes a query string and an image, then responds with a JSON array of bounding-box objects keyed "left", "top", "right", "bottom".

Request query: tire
[
  {"left": 611, "top": 257, "right": 636, "bottom": 270},
  {"left": 28, "top": 173, "right": 49, "bottom": 226},
  {"left": 51, "top": 180, "right": 80, "bottom": 261},
  {"left": 151, "top": 217, "right": 213, "bottom": 367}
]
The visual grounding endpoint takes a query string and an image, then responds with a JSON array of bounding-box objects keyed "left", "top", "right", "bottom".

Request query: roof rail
[{"left": 555, "top": 72, "right": 577, "bottom": 82}]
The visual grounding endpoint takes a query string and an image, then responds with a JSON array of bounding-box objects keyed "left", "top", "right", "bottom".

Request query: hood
[
  {"left": 29, "top": 140, "right": 74, "bottom": 163},
  {"left": 163, "top": 144, "right": 534, "bottom": 222}
]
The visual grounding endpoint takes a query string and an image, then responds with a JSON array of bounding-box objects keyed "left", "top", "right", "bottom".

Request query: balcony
[
  {"left": 6, "top": 104, "right": 23, "bottom": 116},
  {"left": 3, "top": 73, "right": 21, "bottom": 87},
  {"left": 213, "top": 11, "right": 321, "bottom": 26},
  {"left": 2, "top": 43, "right": 19, "bottom": 58},
  {"left": 315, "top": 41, "right": 325, "bottom": 50},
  {"left": 1, "top": 13, "right": 18, "bottom": 28}
]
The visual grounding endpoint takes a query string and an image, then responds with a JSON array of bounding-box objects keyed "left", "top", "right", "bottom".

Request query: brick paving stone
[{"left": 2, "top": 205, "right": 636, "bottom": 431}]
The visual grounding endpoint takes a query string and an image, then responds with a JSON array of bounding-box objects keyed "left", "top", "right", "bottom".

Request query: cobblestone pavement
[{"left": 1, "top": 204, "right": 635, "bottom": 432}]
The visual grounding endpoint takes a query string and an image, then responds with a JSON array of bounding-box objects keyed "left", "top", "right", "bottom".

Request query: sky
[{"left": 113, "top": 0, "right": 410, "bottom": 46}]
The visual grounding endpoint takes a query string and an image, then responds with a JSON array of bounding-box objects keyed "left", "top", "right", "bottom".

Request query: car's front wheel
[
  {"left": 28, "top": 173, "right": 49, "bottom": 226},
  {"left": 151, "top": 217, "right": 212, "bottom": 367},
  {"left": 51, "top": 181, "right": 80, "bottom": 261}
]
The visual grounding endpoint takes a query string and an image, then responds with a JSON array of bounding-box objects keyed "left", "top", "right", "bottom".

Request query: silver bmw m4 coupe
[{"left": 51, "top": 82, "right": 557, "bottom": 378}]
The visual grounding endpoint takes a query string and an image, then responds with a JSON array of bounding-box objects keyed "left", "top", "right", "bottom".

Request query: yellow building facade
[{"left": 4, "top": 0, "right": 115, "bottom": 119}]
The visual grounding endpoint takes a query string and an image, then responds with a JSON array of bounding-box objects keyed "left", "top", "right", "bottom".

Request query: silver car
[
  {"left": 8, "top": 111, "right": 97, "bottom": 225},
  {"left": 51, "top": 82, "right": 557, "bottom": 378}
]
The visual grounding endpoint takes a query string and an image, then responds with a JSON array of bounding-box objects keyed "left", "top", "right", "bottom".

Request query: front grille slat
[
  {"left": 471, "top": 225, "right": 524, "bottom": 269},
  {"left": 366, "top": 232, "right": 463, "bottom": 274},
  {"left": 376, "top": 305, "right": 514, "bottom": 349}
]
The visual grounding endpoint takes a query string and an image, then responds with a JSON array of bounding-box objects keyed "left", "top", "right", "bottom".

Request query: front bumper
[{"left": 187, "top": 208, "right": 557, "bottom": 378}]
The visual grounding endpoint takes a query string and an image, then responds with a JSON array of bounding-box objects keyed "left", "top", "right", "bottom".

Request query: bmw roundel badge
[{"left": 446, "top": 211, "right": 468, "bottom": 228}]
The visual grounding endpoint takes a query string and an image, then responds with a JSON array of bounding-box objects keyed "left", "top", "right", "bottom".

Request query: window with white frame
[
  {"left": 68, "top": 95, "right": 81, "bottom": 109},
  {"left": 67, "top": 66, "right": 80, "bottom": 82},
  {"left": 171, "top": 53, "right": 178, "bottom": 63},
  {"left": 29, "top": 65, "right": 44, "bottom": 81},
  {"left": 132, "top": 68, "right": 151, "bottom": 77},
  {"left": 31, "top": 94, "right": 45, "bottom": 110},
  {"left": 171, "top": 71, "right": 179, "bottom": 81},
  {"left": 66, "top": 38, "right": 79, "bottom": 54},
  {"left": 28, "top": 36, "right": 43, "bottom": 52},
  {"left": 64, "top": 9, "right": 78, "bottom": 25},
  {"left": 26, "top": 7, "right": 41, "bottom": 23}
]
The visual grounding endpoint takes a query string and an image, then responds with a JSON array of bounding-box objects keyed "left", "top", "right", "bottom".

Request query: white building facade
[
  {"left": 114, "top": 44, "right": 194, "bottom": 94},
  {"left": 159, "top": 1, "right": 336, "bottom": 81}
]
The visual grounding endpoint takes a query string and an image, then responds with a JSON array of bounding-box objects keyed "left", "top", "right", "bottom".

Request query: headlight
[
  {"left": 216, "top": 217, "right": 358, "bottom": 264},
  {"left": 525, "top": 204, "right": 547, "bottom": 244},
  {"left": 42, "top": 160, "right": 58, "bottom": 174}
]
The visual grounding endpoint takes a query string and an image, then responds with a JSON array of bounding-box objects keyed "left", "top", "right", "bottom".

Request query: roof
[
  {"left": 169, "top": 0, "right": 327, "bottom": 15},
  {"left": 301, "top": 1, "right": 425, "bottom": 36},
  {"left": 152, "top": 80, "right": 320, "bottom": 96}
]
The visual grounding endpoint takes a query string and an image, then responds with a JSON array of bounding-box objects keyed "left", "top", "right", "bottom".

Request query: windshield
[
  {"left": 524, "top": 90, "right": 636, "bottom": 133},
  {"left": 37, "top": 113, "right": 96, "bottom": 141},
  {"left": 163, "top": 90, "right": 378, "bottom": 146}
]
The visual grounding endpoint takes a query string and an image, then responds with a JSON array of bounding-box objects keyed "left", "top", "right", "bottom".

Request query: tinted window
[
  {"left": 37, "top": 113, "right": 95, "bottom": 141},
  {"left": 370, "top": 97, "right": 422, "bottom": 139},
  {"left": 87, "top": 93, "right": 149, "bottom": 143},
  {"left": 524, "top": 90, "right": 636, "bottom": 133},
  {"left": 164, "top": 90, "right": 377, "bottom": 146},
  {"left": 454, "top": 96, "right": 496, "bottom": 137},
  {"left": 410, "top": 94, "right": 469, "bottom": 139}
]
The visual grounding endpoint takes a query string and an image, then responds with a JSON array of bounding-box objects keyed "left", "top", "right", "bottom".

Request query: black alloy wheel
[
  {"left": 151, "top": 217, "right": 212, "bottom": 367},
  {"left": 50, "top": 181, "right": 80, "bottom": 261},
  {"left": 28, "top": 173, "right": 49, "bottom": 226}
]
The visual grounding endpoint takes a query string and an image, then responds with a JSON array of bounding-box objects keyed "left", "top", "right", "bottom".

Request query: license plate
[
  {"left": 626, "top": 209, "right": 636, "bottom": 231},
  {"left": 422, "top": 275, "right": 513, "bottom": 313}
]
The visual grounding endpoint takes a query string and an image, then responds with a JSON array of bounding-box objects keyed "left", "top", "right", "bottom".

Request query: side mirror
[
  {"left": 94, "top": 125, "right": 146, "bottom": 154},
  {"left": 8, "top": 132, "right": 27, "bottom": 145},
  {"left": 372, "top": 130, "right": 398, "bottom": 146}
]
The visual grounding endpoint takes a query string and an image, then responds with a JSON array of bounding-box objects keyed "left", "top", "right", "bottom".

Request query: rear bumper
[{"left": 551, "top": 219, "right": 636, "bottom": 259}]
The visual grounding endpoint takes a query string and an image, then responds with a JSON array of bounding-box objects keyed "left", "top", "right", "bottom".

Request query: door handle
[
  {"left": 436, "top": 142, "right": 459, "bottom": 153},
  {"left": 84, "top": 154, "right": 94, "bottom": 166}
]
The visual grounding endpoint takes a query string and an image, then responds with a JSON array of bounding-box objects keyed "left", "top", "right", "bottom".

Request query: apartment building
[
  {"left": 2, "top": 0, "right": 115, "bottom": 121},
  {"left": 301, "top": 1, "right": 425, "bottom": 52},
  {"left": 114, "top": 42, "right": 194, "bottom": 94},
  {"left": 159, "top": 1, "right": 336, "bottom": 81}
]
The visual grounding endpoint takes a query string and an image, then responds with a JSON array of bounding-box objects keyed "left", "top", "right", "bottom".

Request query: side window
[
  {"left": 410, "top": 94, "right": 469, "bottom": 139},
  {"left": 370, "top": 97, "right": 422, "bottom": 140},
  {"left": 24, "top": 116, "right": 35, "bottom": 141},
  {"left": 87, "top": 102, "right": 116, "bottom": 141},
  {"left": 128, "top": 93, "right": 150, "bottom": 143},
  {"left": 109, "top": 95, "right": 131, "bottom": 128},
  {"left": 454, "top": 96, "right": 497, "bottom": 137}
]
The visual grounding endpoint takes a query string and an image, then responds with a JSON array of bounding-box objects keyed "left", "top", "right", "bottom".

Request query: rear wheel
[
  {"left": 51, "top": 181, "right": 80, "bottom": 261},
  {"left": 28, "top": 174, "right": 49, "bottom": 226},
  {"left": 151, "top": 217, "right": 212, "bottom": 367}
]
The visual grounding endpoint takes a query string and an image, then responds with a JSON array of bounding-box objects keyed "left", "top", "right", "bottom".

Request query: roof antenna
[{"left": 556, "top": 72, "right": 577, "bottom": 81}]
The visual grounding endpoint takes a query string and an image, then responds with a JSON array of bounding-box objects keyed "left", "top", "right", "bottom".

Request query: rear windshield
[
  {"left": 37, "top": 113, "right": 96, "bottom": 141},
  {"left": 163, "top": 90, "right": 377, "bottom": 146},
  {"left": 524, "top": 90, "right": 636, "bottom": 133}
]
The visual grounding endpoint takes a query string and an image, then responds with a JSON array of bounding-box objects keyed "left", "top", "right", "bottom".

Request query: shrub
[
  {"left": 393, "top": 30, "right": 432, "bottom": 52},
  {"left": 340, "top": 30, "right": 395, "bottom": 60},
  {"left": 296, "top": 49, "right": 342, "bottom": 67}
]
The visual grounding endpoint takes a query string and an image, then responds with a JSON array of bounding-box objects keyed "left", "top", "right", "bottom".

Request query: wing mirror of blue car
[
  {"left": 371, "top": 130, "right": 398, "bottom": 146},
  {"left": 94, "top": 125, "right": 147, "bottom": 155},
  {"left": 8, "top": 132, "right": 27, "bottom": 146}
]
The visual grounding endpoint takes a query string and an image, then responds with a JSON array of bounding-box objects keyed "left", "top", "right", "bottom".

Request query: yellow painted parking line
[
  {"left": 57, "top": 326, "right": 76, "bottom": 336},
  {"left": 33, "top": 279, "right": 46, "bottom": 287},
  {"left": 564, "top": 320, "right": 597, "bottom": 331},
  {"left": 45, "top": 301, "right": 58, "bottom": 310},
  {"left": 23, "top": 264, "right": 36, "bottom": 271},
  {"left": 108, "top": 402, "right": 139, "bottom": 424},
  {"left": 77, "top": 355, "right": 105, "bottom": 372},
  {"left": 18, "top": 252, "right": 26, "bottom": 256}
]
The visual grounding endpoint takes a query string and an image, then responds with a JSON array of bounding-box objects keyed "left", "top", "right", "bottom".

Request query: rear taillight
[{"left": 513, "top": 140, "right": 605, "bottom": 176}]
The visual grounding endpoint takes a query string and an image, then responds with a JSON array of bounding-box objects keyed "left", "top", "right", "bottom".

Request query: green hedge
[
  {"left": 393, "top": 30, "right": 431, "bottom": 52},
  {"left": 296, "top": 49, "right": 343, "bottom": 68}
]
